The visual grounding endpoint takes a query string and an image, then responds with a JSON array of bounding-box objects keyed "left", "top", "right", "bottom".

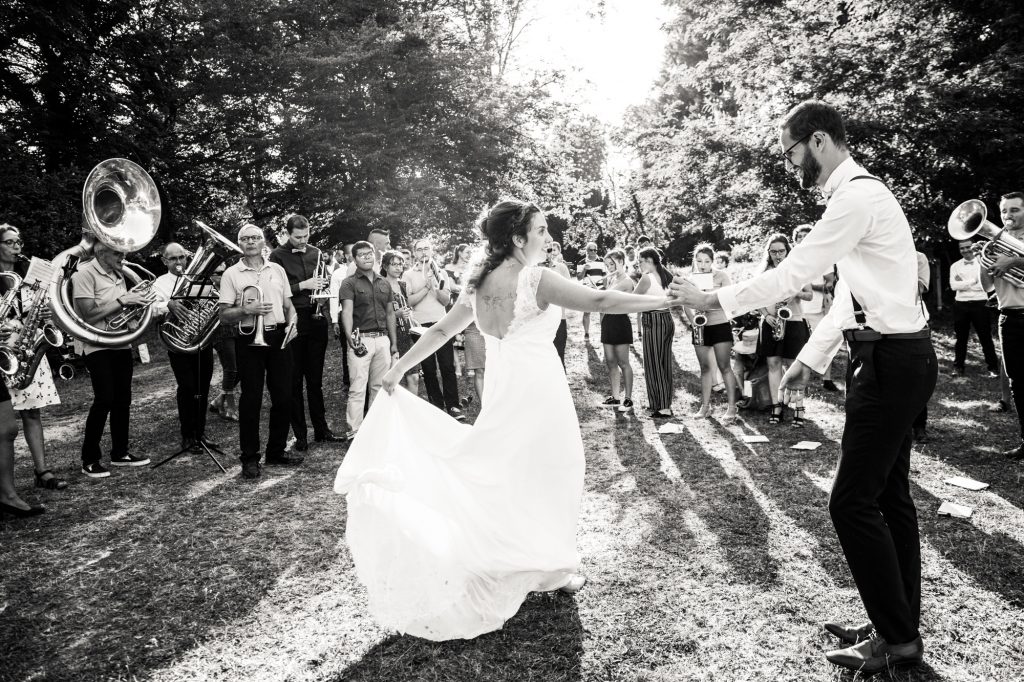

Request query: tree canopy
[
  {"left": 618, "top": 0, "right": 1024, "bottom": 263},
  {"left": 0, "top": 0, "right": 605, "bottom": 255}
]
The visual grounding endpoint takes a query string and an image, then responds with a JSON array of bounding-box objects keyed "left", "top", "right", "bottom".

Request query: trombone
[{"left": 238, "top": 285, "right": 268, "bottom": 347}]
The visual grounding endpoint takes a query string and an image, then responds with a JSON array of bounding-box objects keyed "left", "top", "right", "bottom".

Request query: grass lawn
[{"left": 1, "top": 310, "right": 1022, "bottom": 681}]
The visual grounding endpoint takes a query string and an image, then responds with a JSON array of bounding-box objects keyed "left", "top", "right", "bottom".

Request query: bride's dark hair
[{"left": 467, "top": 199, "right": 542, "bottom": 291}]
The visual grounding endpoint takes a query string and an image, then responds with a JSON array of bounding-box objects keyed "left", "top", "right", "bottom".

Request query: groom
[{"left": 671, "top": 100, "right": 936, "bottom": 674}]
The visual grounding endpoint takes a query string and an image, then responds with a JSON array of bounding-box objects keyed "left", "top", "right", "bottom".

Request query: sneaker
[
  {"left": 110, "top": 453, "right": 150, "bottom": 467},
  {"left": 81, "top": 462, "right": 111, "bottom": 478},
  {"left": 618, "top": 398, "right": 633, "bottom": 412},
  {"left": 448, "top": 407, "right": 467, "bottom": 422},
  {"left": 601, "top": 396, "right": 621, "bottom": 407},
  {"left": 989, "top": 400, "right": 1010, "bottom": 413}
]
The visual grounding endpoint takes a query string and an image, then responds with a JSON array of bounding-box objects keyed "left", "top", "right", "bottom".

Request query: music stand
[{"left": 152, "top": 272, "right": 228, "bottom": 474}]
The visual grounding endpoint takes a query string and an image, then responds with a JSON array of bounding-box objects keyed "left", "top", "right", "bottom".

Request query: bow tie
[{"left": 292, "top": 248, "right": 306, "bottom": 254}]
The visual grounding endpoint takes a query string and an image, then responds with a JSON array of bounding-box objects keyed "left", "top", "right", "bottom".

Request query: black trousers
[
  {"left": 830, "top": 337, "right": 936, "bottom": 644},
  {"left": 168, "top": 346, "right": 215, "bottom": 440},
  {"left": 289, "top": 322, "right": 329, "bottom": 440},
  {"left": 235, "top": 330, "right": 293, "bottom": 463},
  {"left": 420, "top": 321, "right": 459, "bottom": 409},
  {"left": 213, "top": 335, "right": 239, "bottom": 391},
  {"left": 82, "top": 348, "right": 134, "bottom": 464},
  {"left": 553, "top": 318, "right": 568, "bottom": 370},
  {"left": 998, "top": 313, "right": 1024, "bottom": 440},
  {"left": 953, "top": 300, "right": 998, "bottom": 371}
]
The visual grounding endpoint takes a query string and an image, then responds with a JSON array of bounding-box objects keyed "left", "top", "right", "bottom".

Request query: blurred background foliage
[{"left": 2, "top": 0, "right": 1022, "bottom": 272}]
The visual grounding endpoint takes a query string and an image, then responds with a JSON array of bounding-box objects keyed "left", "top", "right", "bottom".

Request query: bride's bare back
[{"left": 474, "top": 261, "right": 542, "bottom": 339}]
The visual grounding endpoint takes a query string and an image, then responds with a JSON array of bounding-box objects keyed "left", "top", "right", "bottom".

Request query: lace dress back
[{"left": 335, "top": 265, "right": 584, "bottom": 640}]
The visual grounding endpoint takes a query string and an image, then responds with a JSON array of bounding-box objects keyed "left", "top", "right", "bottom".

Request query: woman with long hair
[
  {"left": 335, "top": 198, "right": 681, "bottom": 641},
  {"left": 684, "top": 242, "right": 738, "bottom": 422},
  {"left": 633, "top": 247, "right": 676, "bottom": 418},
  {"left": 447, "top": 243, "right": 486, "bottom": 404},
  {"left": 380, "top": 250, "right": 419, "bottom": 395},
  {"left": 599, "top": 249, "right": 635, "bottom": 411},
  {"left": 758, "top": 233, "right": 813, "bottom": 426}
]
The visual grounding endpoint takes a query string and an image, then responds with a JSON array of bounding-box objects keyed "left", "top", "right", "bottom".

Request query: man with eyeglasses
[
  {"left": 576, "top": 241, "right": 606, "bottom": 341},
  {"left": 219, "top": 224, "right": 300, "bottom": 479},
  {"left": 152, "top": 242, "right": 218, "bottom": 455},
  {"left": 403, "top": 238, "right": 463, "bottom": 420},
  {"left": 672, "top": 100, "right": 935, "bottom": 674}
]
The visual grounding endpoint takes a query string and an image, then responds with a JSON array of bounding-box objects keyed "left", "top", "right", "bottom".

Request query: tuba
[
  {"left": 48, "top": 159, "right": 161, "bottom": 347},
  {"left": 158, "top": 221, "right": 243, "bottom": 353},
  {"left": 948, "top": 199, "right": 1024, "bottom": 287}
]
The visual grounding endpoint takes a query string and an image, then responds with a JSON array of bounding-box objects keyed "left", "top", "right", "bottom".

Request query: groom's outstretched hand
[
  {"left": 669, "top": 276, "right": 714, "bottom": 309},
  {"left": 779, "top": 360, "right": 813, "bottom": 405}
]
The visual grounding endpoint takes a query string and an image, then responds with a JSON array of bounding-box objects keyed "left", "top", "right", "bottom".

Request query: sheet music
[{"left": 23, "top": 257, "right": 55, "bottom": 287}]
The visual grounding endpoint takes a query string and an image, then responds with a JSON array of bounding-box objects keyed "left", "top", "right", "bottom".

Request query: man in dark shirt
[
  {"left": 338, "top": 241, "right": 398, "bottom": 436},
  {"left": 269, "top": 215, "right": 343, "bottom": 451}
]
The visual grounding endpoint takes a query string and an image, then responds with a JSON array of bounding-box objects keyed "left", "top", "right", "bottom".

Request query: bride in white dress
[{"left": 334, "top": 199, "right": 678, "bottom": 640}]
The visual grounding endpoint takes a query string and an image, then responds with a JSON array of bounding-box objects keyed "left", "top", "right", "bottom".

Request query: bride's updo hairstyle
[{"left": 466, "top": 199, "right": 542, "bottom": 292}]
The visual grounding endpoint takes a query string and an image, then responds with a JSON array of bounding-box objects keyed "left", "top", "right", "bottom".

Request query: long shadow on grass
[
  {"left": 334, "top": 592, "right": 582, "bottom": 682},
  {"left": 0, "top": 471, "right": 345, "bottom": 682},
  {"left": 709, "top": 418, "right": 856, "bottom": 586},
  {"left": 912, "top": 480, "right": 1024, "bottom": 609},
  {"left": 610, "top": 418, "right": 781, "bottom": 587}
]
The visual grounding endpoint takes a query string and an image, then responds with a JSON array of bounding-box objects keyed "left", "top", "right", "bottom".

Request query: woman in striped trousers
[{"left": 633, "top": 248, "right": 676, "bottom": 418}]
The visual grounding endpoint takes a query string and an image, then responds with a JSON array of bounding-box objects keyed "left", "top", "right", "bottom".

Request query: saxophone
[
  {"left": 0, "top": 271, "right": 24, "bottom": 376},
  {"left": 767, "top": 301, "right": 792, "bottom": 341},
  {"left": 4, "top": 261, "right": 64, "bottom": 387}
]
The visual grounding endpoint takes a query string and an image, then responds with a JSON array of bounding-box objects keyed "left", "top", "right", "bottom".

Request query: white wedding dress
[{"left": 334, "top": 266, "right": 585, "bottom": 640}]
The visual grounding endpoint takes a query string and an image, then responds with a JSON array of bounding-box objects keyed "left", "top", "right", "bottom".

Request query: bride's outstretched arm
[
  {"left": 383, "top": 303, "right": 475, "bottom": 391},
  {"left": 537, "top": 268, "right": 675, "bottom": 314}
]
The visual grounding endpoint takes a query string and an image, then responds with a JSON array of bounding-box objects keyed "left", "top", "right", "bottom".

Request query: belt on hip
[
  {"left": 842, "top": 327, "right": 930, "bottom": 343},
  {"left": 999, "top": 308, "right": 1024, "bottom": 318},
  {"left": 360, "top": 330, "right": 387, "bottom": 337}
]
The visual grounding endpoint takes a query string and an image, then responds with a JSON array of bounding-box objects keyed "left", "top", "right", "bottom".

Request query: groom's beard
[{"left": 798, "top": 153, "right": 822, "bottom": 190}]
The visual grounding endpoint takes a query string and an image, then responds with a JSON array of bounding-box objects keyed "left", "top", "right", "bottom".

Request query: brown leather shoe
[
  {"left": 826, "top": 635, "right": 923, "bottom": 673},
  {"left": 824, "top": 621, "right": 874, "bottom": 645}
]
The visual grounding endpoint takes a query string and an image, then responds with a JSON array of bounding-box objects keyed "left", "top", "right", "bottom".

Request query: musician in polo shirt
[
  {"left": 672, "top": 100, "right": 935, "bottom": 674},
  {"left": 981, "top": 191, "right": 1024, "bottom": 460},
  {"left": 338, "top": 240, "right": 398, "bottom": 436},
  {"left": 218, "top": 224, "right": 299, "bottom": 479}
]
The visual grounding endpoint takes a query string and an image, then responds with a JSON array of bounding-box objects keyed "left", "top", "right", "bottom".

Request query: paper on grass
[
  {"left": 742, "top": 434, "right": 769, "bottom": 443},
  {"left": 943, "top": 476, "right": 989, "bottom": 491},
  {"left": 937, "top": 501, "right": 973, "bottom": 518},
  {"left": 657, "top": 422, "right": 684, "bottom": 434},
  {"left": 791, "top": 441, "right": 822, "bottom": 450}
]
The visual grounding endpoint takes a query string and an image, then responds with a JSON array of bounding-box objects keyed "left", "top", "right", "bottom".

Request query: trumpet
[
  {"left": 107, "top": 279, "right": 157, "bottom": 330},
  {"left": 309, "top": 256, "right": 331, "bottom": 319},
  {"left": 238, "top": 284, "right": 268, "bottom": 347},
  {"left": 948, "top": 199, "right": 1024, "bottom": 287}
]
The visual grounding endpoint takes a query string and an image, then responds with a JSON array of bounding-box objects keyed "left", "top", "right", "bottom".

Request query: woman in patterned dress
[{"left": 0, "top": 224, "right": 66, "bottom": 491}]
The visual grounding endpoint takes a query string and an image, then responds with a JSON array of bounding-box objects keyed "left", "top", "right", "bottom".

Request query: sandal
[
  {"left": 768, "top": 403, "right": 784, "bottom": 425},
  {"left": 34, "top": 469, "right": 68, "bottom": 491},
  {"left": 793, "top": 407, "right": 805, "bottom": 427}
]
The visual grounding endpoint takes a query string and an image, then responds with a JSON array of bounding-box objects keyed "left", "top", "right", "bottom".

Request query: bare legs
[
  {"left": 603, "top": 344, "right": 633, "bottom": 402},
  {"left": 695, "top": 343, "right": 738, "bottom": 419},
  {"left": 0, "top": 400, "right": 28, "bottom": 510}
]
